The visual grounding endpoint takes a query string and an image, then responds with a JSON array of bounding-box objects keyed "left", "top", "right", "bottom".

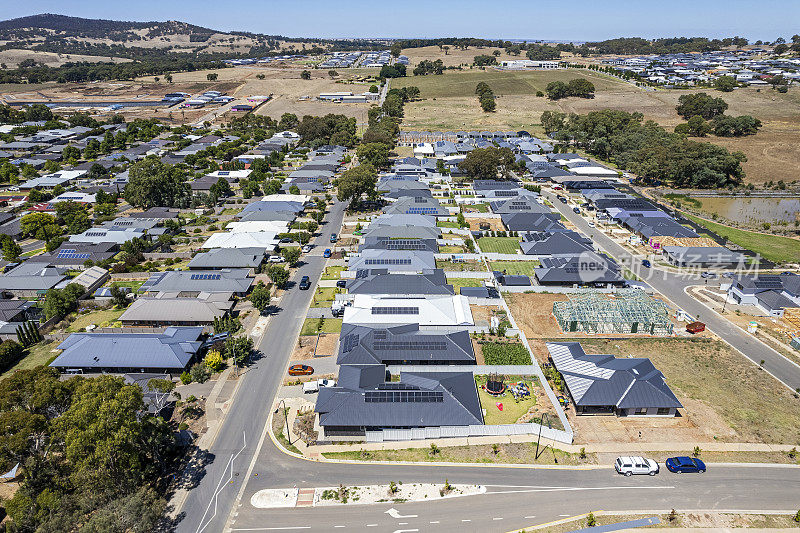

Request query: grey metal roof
[
  {"left": 520, "top": 230, "right": 594, "bottom": 256},
  {"left": 346, "top": 269, "right": 453, "bottom": 295},
  {"left": 119, "top": 297, "right": 232, "bottom": 324},
  {"left": 547, "top": 342, "right": 682, "bottom": 410},
  {"left": 383, "top": 196, "right": 449, "bottom": 217},
  {"left": 363, "top": 224, "right": 441, "bottom": 240},
  {"left": 140, "top": 268, "right": 253, "bottom": 295},
  {"left": 348, "top": 250, "right": 436, "bottom": 273},
  {"left": 0, "top": 263, "right": 67, "bottom": 292},
  {"left": 316, "top": 365, "right": 483, "bottom": 428},
  {"left": 490, "top": 196, "right": 551, "bottom": 214},
  {"left": 535, "top": 253, "right": 623, "bottom": 285},
  {"left": 337, "top": 324, "right": 474, "bottom": 365},
  {"left": 501, "top": 213, "right": 563, "bottom": 232},
  {"left": 359, "top": 236, "right": 439, "bottom": 253},
  {"left": 51, "top": 326, "right": 204, "bottom": 371},
  {"left": 662, "top": 246, "right": 746, "bottom": 266},
  {"left": 187, "top": 248, "right": 264, "bottom": 270}
]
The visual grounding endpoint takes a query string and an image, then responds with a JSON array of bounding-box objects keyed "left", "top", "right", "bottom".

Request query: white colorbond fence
[
  {"left": 366, "top": 423, "right": 572, "bottom": 445},
  {"left": 444, "top": 271, "right": 493, "bottom": 279}
]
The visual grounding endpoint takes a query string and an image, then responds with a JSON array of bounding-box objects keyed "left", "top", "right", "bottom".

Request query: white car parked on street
[{"left": 615, "top": 456, "right": 659, "bottom": 476}]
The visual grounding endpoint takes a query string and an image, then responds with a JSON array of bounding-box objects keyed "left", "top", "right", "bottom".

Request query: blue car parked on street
[{"left": 665, "top": 456, "right": 706, "bottom": 473}]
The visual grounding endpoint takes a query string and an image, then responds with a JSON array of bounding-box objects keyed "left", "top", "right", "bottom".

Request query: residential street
[
  {"left": 542, "top": 189, "right": 800, "bottom": 393},
  {"left": 175, "top": 200, "right": 347, "bottom": 533}
]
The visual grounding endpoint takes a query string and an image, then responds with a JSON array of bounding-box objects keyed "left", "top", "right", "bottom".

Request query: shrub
[
  {"left": 180, "top": 371, "right": 192, "bottom": 385},
  {"left": 189, "top": 362, "right": 211, "bottom": 384},
  {"left": 0, "top": 340, "right": 24, "bottom": 373},
  {"left": 481, "top": 342, "right": 532, "bottom": 365},
  {"left": 204, "top": 350, "right": 225, "bottom": 372}
]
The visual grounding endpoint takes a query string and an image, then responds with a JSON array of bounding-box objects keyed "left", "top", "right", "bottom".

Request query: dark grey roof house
[
  {"left": 501, "top": 213, "right": 563, "bottom": 232},
  {"left": 27, "top": 242, "right": 119, "bottom": 269},
  {"left": 346, "top": 269, "right": 454, "bottom": 295},
  {"left": 535, "top": 253, "right": 624, "bottom": 287},
  {"left": 490, "top": 196, "right": 551, "bottom": 215},
  {"left": 337, "top": 324, "right": 475, "bottom": 366},
  {"left": 520, "top": 230, "right": 593, "bottom": 256},
  {"left": 139, "top": 268, "right": 253, "bottom": 296},
  {"left": 359, "top": 236, "right": 439, "bottom": 253},
  {"left": 315, "top": 364, "right": 483, "bottom": 438},
  {"left": 187, "top": 248, "right": 265, "bottom": 273},
  {"left": 547, "top": 342, "right": 682, "bottom": 416},
  {"left": 383, "top": 196, "right": 450, "bottom": 217}
]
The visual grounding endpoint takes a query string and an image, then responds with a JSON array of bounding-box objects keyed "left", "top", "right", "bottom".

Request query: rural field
[{"left": 393, "top": 51, "right": 800, "bottom": 184}]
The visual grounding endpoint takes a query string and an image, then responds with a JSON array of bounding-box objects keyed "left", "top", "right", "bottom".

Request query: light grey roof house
[
  {"left": 359, "top": 236, "right": 439, "bottom": 253},
  {"left": 546, "top": 342, "right": 682, "bottom": 416},
  {"left": 187, "top": 248, "right": 265, "bottom": 274},
  {"left": 662, "top": 246, "right": 747, "bottom": 268},
  {"left": 348, "top": 250, "right": 436, "bottom": 273},
  {"left": 119, "top": 294, "right": 234, "bottom": 326},
  {"left": 51, "top": 326, "right": 204, "bottom": 374},
  {"left": 0, "top": 263, "right": 68, "bottom": 298},
  {"left": 139, "top": 268, "right": 253, "bottom": 296},
  {"left": 383, "top": 196, "right": 450, "bottom": 217}
]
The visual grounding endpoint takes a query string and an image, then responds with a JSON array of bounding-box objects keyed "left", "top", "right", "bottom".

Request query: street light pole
[{"left": 277, "top": 399, "right": 292, "bottom": 445}]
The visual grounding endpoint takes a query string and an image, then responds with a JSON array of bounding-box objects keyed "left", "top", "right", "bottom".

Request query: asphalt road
[
  {"left": 543, "top": 190, "right": 800, "bottom": 393},
  {"left": 175, "top": 199, "right": 347, "bottom": 533},
  {"left": 230, "top": 462, "right": 800, "bottom": 533}
]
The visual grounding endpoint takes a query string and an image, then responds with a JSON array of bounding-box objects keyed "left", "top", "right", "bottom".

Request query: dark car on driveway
[
  {"left": 665, "top": 456, "right": 706, "bottom": 473},
  {"left": 336, "top": 279, "right": 347, "bottom": 288},
  {"left": 298, "top": 275, "right": 310, "bottom": 290}
]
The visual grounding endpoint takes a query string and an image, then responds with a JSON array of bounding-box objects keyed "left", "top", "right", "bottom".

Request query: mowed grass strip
[
  {"left": 488, "top": 261, "right": 540, "bottom": 276},
  {"left": 685, "top": 213, "right": 800, "bottom": 263},
  {"left": 477, "top": 237, "right": 520, "bottom": 254}
]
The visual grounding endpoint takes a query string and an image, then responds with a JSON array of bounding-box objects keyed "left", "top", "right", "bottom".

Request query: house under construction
[{"left": 553, "top": 289, "right": 674, "bottom": 336}]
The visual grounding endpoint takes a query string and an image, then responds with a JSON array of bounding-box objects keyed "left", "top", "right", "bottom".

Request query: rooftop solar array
[
  {"left": 364, "top": 391, "right": 444, "bottom": 403},
  {"left": 381, "top": 239, "right": 426, "bottom": 250},
  {"left": 752, "top": 277, "right": 784, "bottom": 290},
  {"left": 495, "top": 190, "right": 518, "bottom": 197},
  {"left": 372, "top": 330, "right": 388, "bottom": 340},
  {"left": 190, "top": 273, "right": 221, "bottom": 280},
  {"left": 373, "top": 341, "right": 447, "bottom": 351},
  {"left": 341, "top": 333, "right": 360, "bottom": 353},
  {"left": 371, "top": 306, "right": 419, "bottom": 315},
  {"left": 408, "top": 207, "right": 439, "bottom": 214},
  {"left": 56, "top": 249, "right": 91, "bottom": 259},
  {"left": 364, "top": 259, "right": 412, "bottom": 265}
]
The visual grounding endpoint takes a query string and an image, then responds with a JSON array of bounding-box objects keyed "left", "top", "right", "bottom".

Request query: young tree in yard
[
  {"left": 306, "top": 221, "right": 319, "bottom": 235},
  {"left": 337, "top": 163, "right": 377, "bottom": 205},
  {"left": 20, "top": 212, "right": 61, "bottom": 241},
  {"left": 356, "top": 142, "right": 390, "bottom": 169},
  {"left": 0, "top": 234, "right": 21, "bottom": 261},
  {"left": 267, "top": 264, "right": 290, "bottom": 289},
  {"left": 225, "top": 335, "right": 254, "bottom": 366},
  {"left": 249, "top": 281, "right": 271, "bottom": 313},
  {"left": 281, "top": 246, "right": 301, "bottom": 266}
]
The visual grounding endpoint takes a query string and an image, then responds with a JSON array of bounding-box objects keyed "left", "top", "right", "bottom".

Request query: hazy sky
[{"left": 5, "top": 0, "right": 799, "bottom": 41}]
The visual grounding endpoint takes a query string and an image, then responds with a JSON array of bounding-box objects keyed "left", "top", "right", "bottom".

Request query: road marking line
[
  {"left": 429, "top": 521, "right": 440, "bottom": 524},
  {"left": 488, "top": 485, "right": 672, "bottom": 495},
  {"left": 525, "top": 515, "right": 537, "bottom": 519},
  {"left": 559, "top": 514, "right": 570, "bottom": 517},
  {"left": 230, "top": 528, "right": 311, "bottom": 531},
  {"left": 366, "top": 524, "right": 378, "bottom": 527},
  {"left": 196, "top": 430, "right": 247, "bottom": 533},
  {"left": 493, "top": 517, "right": 503, "bottom": 520},
  {"left": 462, "top": 519, "right": 471, "bottom": 522}
]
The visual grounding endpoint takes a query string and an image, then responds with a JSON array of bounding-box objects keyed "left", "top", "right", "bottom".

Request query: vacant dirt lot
[
  {"left": 401, "top": 45, "right": 523, "bottom": 68},
  {"left": 528, "top": 337, "right": 800, "bottom": 445}
]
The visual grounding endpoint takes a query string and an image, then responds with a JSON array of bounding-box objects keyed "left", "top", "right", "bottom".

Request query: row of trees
[
  {"left": 546, "top": 79, "right": 595, "bottom": 100},
  {"left": 413, "top": 59, "right": 445, "bottom": 76},
  {"left": 675, "top": 93, "right": 761, "bottom": 137},
  {"left": 475, "top": 82, "right": 496, "bottom": 112},
  {"left": 540, "top": 109, "right": 747, "bottom": 188}
]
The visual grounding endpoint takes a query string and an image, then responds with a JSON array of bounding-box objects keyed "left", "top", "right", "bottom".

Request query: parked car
[
  {"left": 268, "top": 255, "right": 285, "bottom": 263},
  {"left": 587, "top": 222, "right": 596, "bottom": 228},
  {"left": 330, "top": 233, "right": 338, "bottom": 243},
  {"left": 302, "top": 380, "right": 319, "bottom": 393},
  {"left": 665, "top": 456, "right": 706, "bottom": 473},
  {"left": 700, "top": 271, "right": 717, "bottom": 279},
  {"left": 323, "top": 248, "right": 332, "bottom": 258},
  {"left": 279, "top": 237, "right": 293, "bottom": 244},
  {"left": 557, "top": 196, "right": 568, "bottom": 204},
  {"left": 572, "top": 207, "right": 581, "bottom": 214},
  {"left": 641, "top": 259, "right": 651, "bottom": 268},
  {"left": 686, "top": 321, "right": 705, "bottom": 334},
  {"left": 317, "top": 378, "right": 335, "bottom": 388},
  {"left": 302, "top": 244, "right": 312, "bottom": 253},
  {"left": 615, "top": 456, "right": 659, "bottom": 476},
  {"left": 298, "top": 275, "right": 310, "bottom": 290},
  {"left": 336, "top": 279, "right": 347, "bottom": 288},
  {"left": 288, "top": 364, "right": 314, "bottom": 376}
]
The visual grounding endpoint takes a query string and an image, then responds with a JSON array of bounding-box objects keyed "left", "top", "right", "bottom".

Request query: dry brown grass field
[{"left": 393, "top": 48, "right": 800, "bottom": 183}]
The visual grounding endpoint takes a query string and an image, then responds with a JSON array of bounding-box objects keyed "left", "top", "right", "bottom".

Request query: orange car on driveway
[{"left": 288, "top": 364, "right": 314, "bottom": 376}]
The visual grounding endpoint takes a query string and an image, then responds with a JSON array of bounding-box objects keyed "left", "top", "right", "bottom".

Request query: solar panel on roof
[
  {"left": 364, "top": 391, "right": 443, "bottom": 403},
  {"left": 372, "top": 330, "right": 387, "bottom": 340},
  {"left": 341, "top": 333, "right": 360, "bottom": 353},
  {"left": 371, "top": 306, "right": 419, "bottom": 315},
  {"left": 373, "top": 341, "right": 447, "bottom": 351}
]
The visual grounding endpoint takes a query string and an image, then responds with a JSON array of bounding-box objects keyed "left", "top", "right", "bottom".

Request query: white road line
[
  {"left": 230, "top": 528, "right": 311, "bottom": 531},
  {"left": 488, "top": 485, "right": 672, "bottom": 495},
  {"left": 334, "top": 526, "right": 345, "bottom": 528},
  {"left": 366, "top": 524, "right": 378, "bottom": 527},
  {"left": 493, "top": 517, "right": 503, "bottom": 520},
  {"left": 429, "top": 521, "right": 440, "bottom": 524},
  {"left": 461, "top": 519, "right": 471, "bottom": 522},
  {"left": 196, "top": 430, "right": 247, "bottom": 533},
  {"left": 525, "top": 515, "right": 537, "bottom": 519},
  {"left": 559, "top": 514, "right": 571, "bottom": 517}
]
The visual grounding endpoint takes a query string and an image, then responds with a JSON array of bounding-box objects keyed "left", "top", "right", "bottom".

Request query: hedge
[{"left": 481, "top": 342, "right": 532, "bottom": 365}]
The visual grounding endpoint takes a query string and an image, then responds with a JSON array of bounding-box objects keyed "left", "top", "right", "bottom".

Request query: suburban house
[
  {"left": 187, "top": 248, "right": 265, "bottom": 275},
  {"left": 0, "top": 263, "right": 68, "bottom": 298},
  {"left": 348, "top": 249, "right": 436, "bottom": 273},
  {"left": 383, "top": 196, "right": 450, "bottom": 217},
  {"left": 50, "top": 326, "right": 205, "bottom": 374},
  {"left": 359, "top": 236, "right": 439, "bottom": 254},
  {"left": 0, "top": 300, "right": 39, "bottom": 341},
  {"left": 315, "top": 364, "right": 483, "bottom": 439},
  {"left": 27, "top": 242, "right": 118, "bottom": 269},
  {"left": 119, "top": 294, "right": 234, "bottom": 327},
  {"left": 337, "top": 324, "right": 475, "bottom": 366},
  {"left": 535, "top": 253, "right": 625, "bottom": 287},
  {"left": 520, "top": 230, "right": 594, "bottom": 257},
  {"left": 343, "top": 294, "right": 473, "bottom": 328},
  {"left": 501, "top": 213, "right": 562, "bottom": 232},
  {"left": 661, "top": 246, "right": 747, "bottom": 268},
  {"left": 345, "top": 269, "right": 454, "bottom": 296},
  {"left": 546, "top": 342, "right": 682, "bottom": 417},
  {"left": 139, "top": 268, "right": 253, "bottom": 297},
  {"left": 721, "top": 272, "right": 800, "bottom": 317}
]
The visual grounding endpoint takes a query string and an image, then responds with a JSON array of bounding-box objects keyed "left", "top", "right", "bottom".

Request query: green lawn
[
  {"left": 436, "top": 220, "right": 461, "bottom": 229},
  {"left": 439, "top": 245, "right": 465, "bottom": 254},
  {"left": 466, "top": 203, "right": 490, "bottom": 213},
  {"left": 20, "top": 248, "right": 45, "bottom": 258},
  {"left": 0, "top": 341, "right": 60, "bottom": 380},
  {"left": 310, "top": 287, "right": 340, "bottom": 308},
  {"left": 111, "top": 280, "right": 145, "bottom": 291},
  {"left": 488, "top": 260, "right": 539, "bottom": 275},
  {"left": 435, "top": 259, "right": 487, "bottom": 272},
  {"left": 66, "top": 308, "right": 125, "bottom": 333},
  {"left": 475, "top": 375, "right": 539, "bottom": 425},
  {"left": 321, "top": 266, "right": 345, "bottom": 280},
  {"left": 477, "top": 237, "right": 520, "bottom": 254},
  {"left": 481, "top": 342, "right": 532, "bottom": 365},
  {"left": 300, "top": 318, "right": 342, "bottom": 336},
  {"left": 685, "top": 213, "right": 800, "bottom": 264},
  {"left": 448, "top": 278, "right": 484, "bottom": 292}
]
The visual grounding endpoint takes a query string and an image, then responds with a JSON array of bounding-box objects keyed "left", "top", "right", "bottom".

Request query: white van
[{"left": 615, "top": 456, "right": 659, "bottom": 476}]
